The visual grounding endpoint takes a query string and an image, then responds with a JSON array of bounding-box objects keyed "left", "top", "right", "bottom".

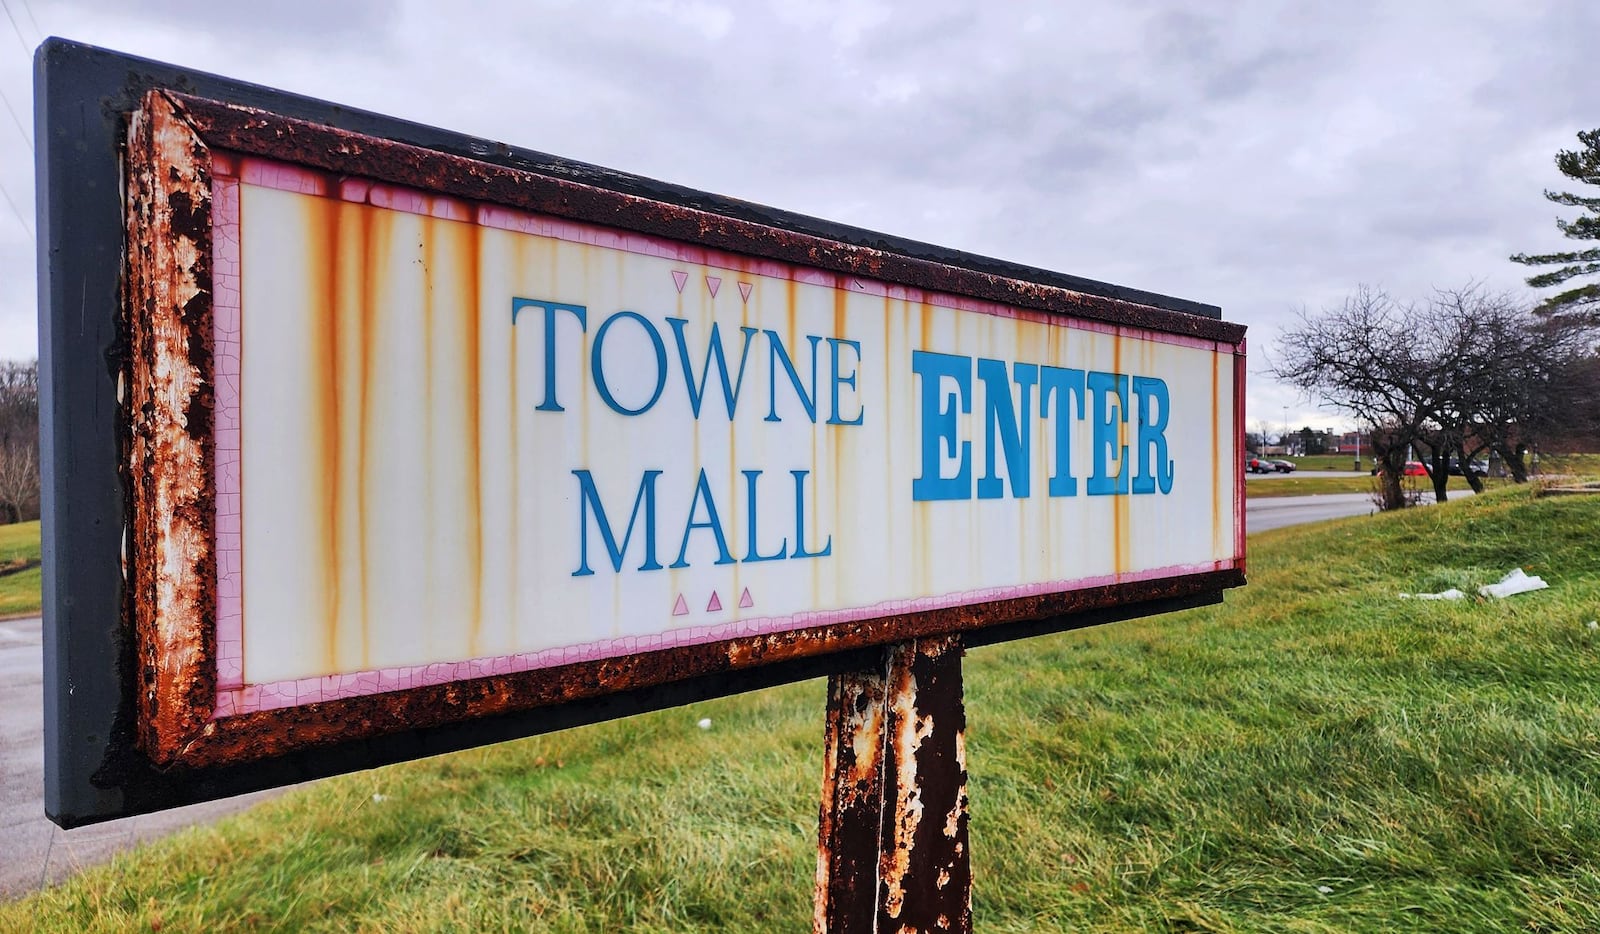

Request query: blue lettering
[
  {"left": 764, "top": 331, "right": 822, "bottom": 423},
  {"left": 741, "top": 470, "right": 789, "bottom": 562},
  {"left": 666, "top": 318, "right": 758, "bottom": 420},
  {"left": 976, "top": 358, "right": 1038, "bottom": 499},
  {"left": 826, "top": 337, "right": 865, "bottom": 426},
  {"left": 912, "top": 350, "right": 972, "bottom": 501},
  {"left": 790, "top": 470, "right": 832, "bottom": 558},
  {"left": 1040, "top": 366, "right": 1086, "bottom": 496},
  {"left": 511, "top": 298, "right": 586, "bottom": 413},
  {"left": 592, "top": 311, "right": 668, "bottom": 416},
  {"left": 1086, "top": 371, "right": 1129, "bottom": 496},
  {"left": 573, "top": 469, "right": 663, "bottom": 576},
  {"left": 1132, "top": 376, "right": 1175, "bottom": 494},
  {"left": 671, "top": 468, "right": 735, "bottom": 568}
]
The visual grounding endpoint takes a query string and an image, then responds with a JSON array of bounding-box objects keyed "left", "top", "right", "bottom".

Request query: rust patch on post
[
  {"left": 815, "top": 637, "right": 971, "bottom": 934},
  {"left": 815, "top": 669, "right": 888, "bottom": 932},
  {"left": 124, "top": 90, "right": 218, "bottom": 766},
  {"left": 877, "top": 636, "right": 970, "bottom": 933}
]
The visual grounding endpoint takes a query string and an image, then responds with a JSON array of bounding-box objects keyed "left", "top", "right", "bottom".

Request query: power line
[
  {"left": 0, "top": 0, "right": 37, "bottom": 239},
  {"left": 0, "top": 84, "right": 28, "bottom": 150},
  {"left": 0, "top": 0, "right": 33, "bottom": 151},
  {"left": 0, "top": 0, "right": 28, "bottom": 58},
  {"left": 0, "top": 175, "right": 32, "bottom": 239},
  {"left": 12, "top": 0, "right": 38, "bottom": 45}
]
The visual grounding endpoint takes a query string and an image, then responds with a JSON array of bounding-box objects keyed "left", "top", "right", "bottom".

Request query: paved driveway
[{"left": 0, "top": 616, "right": 282, "bottom": 899}]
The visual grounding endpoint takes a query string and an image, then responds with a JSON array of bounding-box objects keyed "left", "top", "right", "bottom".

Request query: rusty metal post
[{"left": 815, "top": 635, "right": 971, "bottom": 933}]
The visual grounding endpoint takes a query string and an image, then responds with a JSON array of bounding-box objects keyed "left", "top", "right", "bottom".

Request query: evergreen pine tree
[{"left": 1511, "top": 128, "right": 1600, "bottom": 315}]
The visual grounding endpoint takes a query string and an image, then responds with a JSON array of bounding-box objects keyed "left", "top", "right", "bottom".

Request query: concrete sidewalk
[{"left": 1, "top": 616, "right": 284, "bottom": 899}]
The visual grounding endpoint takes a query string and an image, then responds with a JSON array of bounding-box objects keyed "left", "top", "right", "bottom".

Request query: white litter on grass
[
  {"left": 1401, "top": 569, "right": 1552, "bottom": 601},
  {"left": 697, "top": 718, "right": 713, "bottom": 730},
  {"left": 372, "top": 793, "right": 390, "bottom": 803},
  {"left": 1478, "top": 568, "right": 1549, "bottom": 599},
  {"left": 1587, "top": 621, "right": 1599, "bottom": 632},
  {"left": 1317, "top": 885, "right": 1334, "bottom": 895}
]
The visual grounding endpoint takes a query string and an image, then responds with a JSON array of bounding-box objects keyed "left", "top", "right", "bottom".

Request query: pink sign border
[{"left": 209, "top": 154, "right": 1242, "bottom": 719}]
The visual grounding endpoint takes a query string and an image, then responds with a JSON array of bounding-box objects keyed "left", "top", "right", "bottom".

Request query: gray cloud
[{"left": 0, "top": 0, "right": 1594, "bottom": 430}]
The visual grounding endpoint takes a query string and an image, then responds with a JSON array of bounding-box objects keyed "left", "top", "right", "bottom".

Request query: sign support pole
[{"left": 815, "top": 635, "right": 972, "bottom": 933}]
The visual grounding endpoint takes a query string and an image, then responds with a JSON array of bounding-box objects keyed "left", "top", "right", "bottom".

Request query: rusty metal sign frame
[{"left": 39, "top": 38, "right": 1246, "bottom": 828}]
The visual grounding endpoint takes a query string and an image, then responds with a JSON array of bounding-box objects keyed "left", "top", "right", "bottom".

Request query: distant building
[{"left": 1331, "top": 431, "right": 1361, "bottom": 455}]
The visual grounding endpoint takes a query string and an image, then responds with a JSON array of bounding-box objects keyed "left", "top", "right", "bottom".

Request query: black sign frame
[{"left": 38, "top": 38, "right": 1243, "bottom": 827}]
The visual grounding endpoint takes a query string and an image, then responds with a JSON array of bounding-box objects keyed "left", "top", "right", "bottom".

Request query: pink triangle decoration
[
  {"left": 706, "top": 276, "right": 721, "bottom": 298},
  {"left": 672, "top": 594, "right": 689, "bottom": 616},
  {"left": 739, "top": 588, "right": 754, "bottom": 608},
  {"left": 738, "top": 282, "right": 753, "bottom": 303},
  {"left": 671, "top": 270, "right": 689, "bottom": 293},
  {"left": 706, "top": 591, "right": 723, "bottom": 612}
]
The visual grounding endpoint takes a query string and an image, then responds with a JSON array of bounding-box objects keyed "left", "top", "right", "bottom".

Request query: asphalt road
[
  {"left": 0, "top": 490, "right": 1417, "bottom": 899},
  {"left": 1245, "top": 469, "right": 1370, "bottom": 479},
  {"left": 1246, "top": 492, "right": 1376, "bottom": 532},
  {"left": 0, "top": 616, "right": 281, "bottom": 899}
]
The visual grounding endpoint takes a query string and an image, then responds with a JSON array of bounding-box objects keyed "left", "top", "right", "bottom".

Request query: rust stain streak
[
  {"left": 421, "top": 217, "right": 438, "bottom": 654},
  {"left": 465, "top": 220, "right": 485, "bottom": 656},
  {"left": 1211, "top": 351, "right": 1221, "bottom": 555},
  {"left": 358, "top": 204, "right": 380, "bottom": 668},
  {"left": 1112, "top": 334, "right": 1126, "bottom": 575},
  {"left": 509, "top": 254, "right": 521, "bottom": 642},
  {"left": 315, "top": 192, "right": 341, "bottom": 674}
]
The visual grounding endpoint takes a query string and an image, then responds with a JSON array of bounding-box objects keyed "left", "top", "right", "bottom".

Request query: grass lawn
[
  {"left": 0, "top": 519, "right": 40, "bottom": 616},
  {"left": 1541, "top": 452, "right": 1600, "bottom": 478},
  {"left": 6, "top": 493, "right": 1600, "bottom": 931}
]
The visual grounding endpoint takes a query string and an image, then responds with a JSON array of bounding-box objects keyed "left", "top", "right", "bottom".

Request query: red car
[{"left": 1371, "top": 461, "right": 1431, "bottom": 477}]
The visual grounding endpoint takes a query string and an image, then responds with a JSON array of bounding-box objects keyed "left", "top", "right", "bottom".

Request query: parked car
[
  {"left": 1371, "top": 461, "right": 1431, "bottom": 477},
  {"left": 1244, "top": 456, "right": 1272, "bottom": 474},
  {"left": 1447, "top": 458, "right": 1489, "bottom": 477},
  {"left": 1270, "top": 459, "right": 1296, "bottom": 473}
]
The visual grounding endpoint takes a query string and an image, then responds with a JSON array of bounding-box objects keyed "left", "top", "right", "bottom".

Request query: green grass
[
  {"left": 6, "top": 494, "right": 1600, "bottom": 931},
  {"left": 0, "top": 519, "right": 40, "bottom": 616},
  {"left": 1539, "top": 452, "right": 1600, "bottom": 479}
]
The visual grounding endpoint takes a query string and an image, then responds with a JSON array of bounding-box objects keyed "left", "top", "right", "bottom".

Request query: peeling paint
[
  {"left": 124, "top": 90, "right": 218, "bottom": 766},
  {"left": 816, "top": 637, "right": 970, "bottom": 933}
]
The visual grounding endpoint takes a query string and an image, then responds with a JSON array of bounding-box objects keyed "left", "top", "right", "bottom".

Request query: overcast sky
[{"left": 0, "top": 0, "right": 1594, "bottom": 434}]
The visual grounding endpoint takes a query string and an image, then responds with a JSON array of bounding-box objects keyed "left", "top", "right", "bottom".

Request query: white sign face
[{"left": 208, "top": 155, "right": 1240, "bottom": 715}]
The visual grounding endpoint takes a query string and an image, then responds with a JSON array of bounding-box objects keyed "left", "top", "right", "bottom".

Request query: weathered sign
[{"left": 40, "top": 40, "right": 1245, "bottom": 827}]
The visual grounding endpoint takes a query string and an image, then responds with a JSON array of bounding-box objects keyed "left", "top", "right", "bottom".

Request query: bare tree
[
  {"left": 1275, "top": 286, "right": 1598, "bottom": 509},
  {"left": 1439, "top": 288, "right": 1599, "bottom": 482},
  {"left": 0, "top": 361, "right": 40, "bottom": 523},
  {"left": 1273, "top": 287, "right": 1434, "bottom": 510},
  {"left": 0, "top": 444, "right": 37, "bottom": 524}
]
